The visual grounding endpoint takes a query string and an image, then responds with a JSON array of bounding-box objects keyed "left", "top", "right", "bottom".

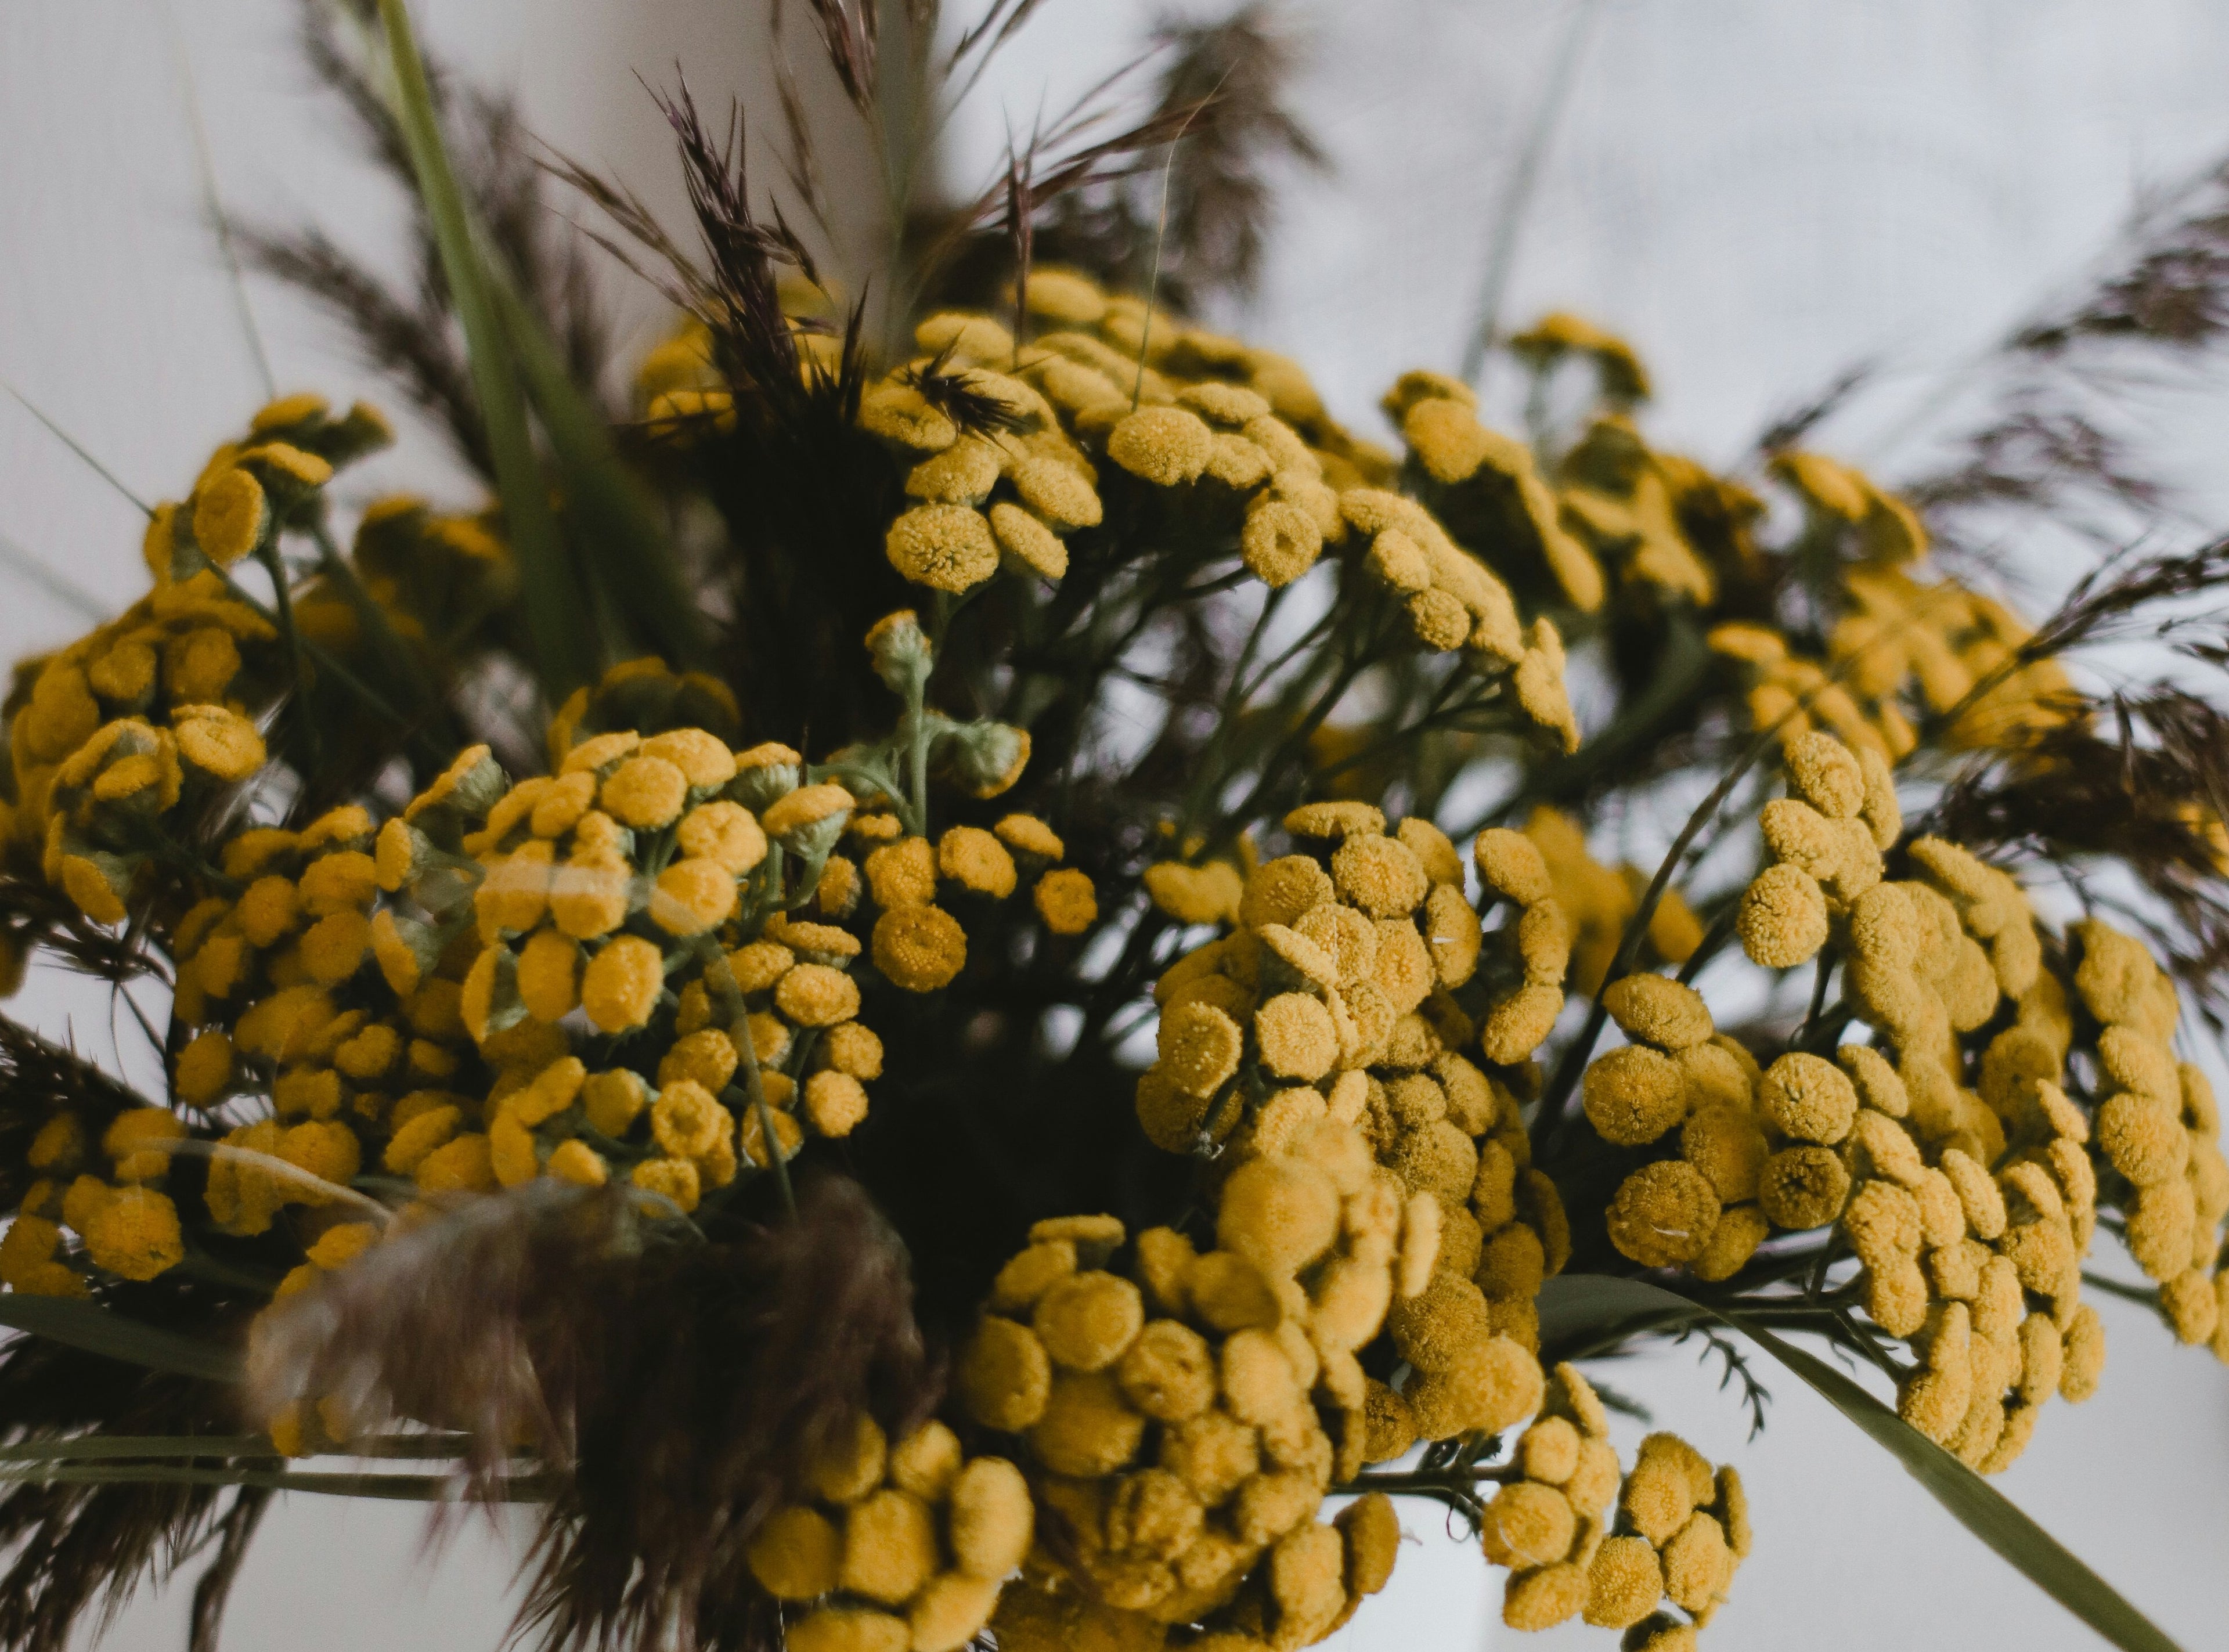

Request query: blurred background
[{"left": 5, "top": 1, "right": 2229, "bottom": 1646}]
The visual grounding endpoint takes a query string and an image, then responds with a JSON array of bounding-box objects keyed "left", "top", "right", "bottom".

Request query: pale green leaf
[
  {"left": 377, "top": 0, "right": 593, "bottom": 694},
  {"left": 0, "top": 1296, "right": 241, "bottom": 1383},
  {"left": 0, "top": 1431, "right": 486, "bottom": 1463},
  {"left": 0, "top": 1462, "right": 552, "bottom": 1502}
]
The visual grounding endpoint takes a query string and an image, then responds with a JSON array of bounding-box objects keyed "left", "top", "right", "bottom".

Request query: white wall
[{"left": 4, "top": 3, "right": 2227, "bottom": 1648}]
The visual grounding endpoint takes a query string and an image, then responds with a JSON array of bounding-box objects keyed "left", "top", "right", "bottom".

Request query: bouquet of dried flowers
[{"left": 0, "top": 3, "right": 2223, "bottom": 1650}]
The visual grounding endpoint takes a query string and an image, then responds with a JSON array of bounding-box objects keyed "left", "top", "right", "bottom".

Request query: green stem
[
  {"left": 254, "top": 541, "right": 318, "bottom": 770},
  {"left": 0, "top": 1462, "right": 554, "bottom": 1500}
]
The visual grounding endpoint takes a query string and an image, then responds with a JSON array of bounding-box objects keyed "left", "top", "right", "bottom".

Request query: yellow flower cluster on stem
[{"left": 1569, "top": 727, "right": 2229, "bottom": 1481}]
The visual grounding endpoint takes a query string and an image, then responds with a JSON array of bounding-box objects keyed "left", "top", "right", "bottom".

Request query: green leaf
[
  {"left": 490, "top": 279, "right": 712, "bottom": 674},
  {"left": 0, "top": 1297, "right": 241, "bottom": 1383},
  {"left": 1535, "top": 1274, "right": 2184, "bottom": 1652},
  {"left": 377, "top": 0, "right": 594, "bottom": 695},
  {"left": 0, "top": 1431, "right": 488, "bottom": 1463},
  {"left": 1536, "top": 1271, "right": 1707, "bottom": 1358},
  {"left": 0, "top": 1434, "right": 270, "bottom": 1463},
  {"left": 0, "top": 1462, "right": 553, "bottom": 1502}
]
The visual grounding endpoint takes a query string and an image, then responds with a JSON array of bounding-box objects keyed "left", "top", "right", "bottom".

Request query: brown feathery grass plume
[
  {"left": 0, "top": 1020, "right": 154, "bottom": 1215},
  {"left": 0, "top": 1303, "right": 250, "bottom": 1652},
  {"left": 926, "top": 2, "right": 1326, "bottom": 313},
  {"left": 1780, "top": 154, "right": 2229, "bottom": 578},
  {"left": 247, "top": 1173, "right": 937, "bottom": 1652}
]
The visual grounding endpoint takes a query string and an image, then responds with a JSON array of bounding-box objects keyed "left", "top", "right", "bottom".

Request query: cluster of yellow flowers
[
  {"left": 292, "top": 493, "right": 512, "bottom": 664},
  {"left": 143, "top": 394, "right": 394, "bottom": 586},
  {"left": 1012, "top": 805, "right": 1713, "bottom": 1643},
  {"left": 861, "top": 267, "right": 1372, "bottom": 598},
  {"left": 1139, "top": 806, "right": 1566, "bottom": 1144},
  {"left": 1340, "top": 478, "right": 1580, "bottom": 748},
  {"left": 1480, "top": 1364, "right": 1747, "bottom": 1641},
  {"left": 0, "top": 1108, "right": 189, "bottom": 1290},
  {"left": 2073, "top": 923, "right": 2229, "bottom": 1352},
  {"left": 546, "top": 655, "right": 744, "bottom": 767},
  {"left": 953, "top": 1199, "right": 1405, "bottom": 1649},
  {"left": 1383, "top": 335, "right": 1747, "bottom": 623},
  {"left": 745, "top": 1415, "right": 1034, "bottom": 1652},
  {"left": 2, "top": 395, "right": 415, "bottom": 940},
  {"left": 1578, "top": 727, "right": 2229, "bottom": 1474},
  {"left": 1141, "top": 809, "right": 1579, "bottom": 1397},
  {"left": 1708, "top": 449, "right": 2074, "bottom": 760},
  {"left": 849, "top": 809, "right": 1096, "bottom": 991},
  {"left": 13, "top": 228, "right": 2229, "bottom": 1652},
  {"left": 371, "top": 732, "right": 878, "bottom": 1204}
]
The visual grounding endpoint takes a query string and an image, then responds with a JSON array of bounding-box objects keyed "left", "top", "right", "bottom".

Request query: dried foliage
[
  {"left": 0, "top": 1334, "right": 241, "bottom": 1652},
  {"left": 928, "top": 4, "right": 1326, "bottom": 314},
  {"left": 250, "top": 1175, "right": 935, "bottom": 1652},
  {"left": 1892, "top": 158, "right": 2229, "bottom": 564}
]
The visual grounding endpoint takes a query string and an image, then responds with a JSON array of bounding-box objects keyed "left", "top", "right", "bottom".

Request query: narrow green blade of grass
[
  {"left": 1534, "top": 1274, "right": 2183, "bottom": 1652},
  {"left": 0, "top": 1296, "right": 241, "bottom": 1383},
  {"left": 490, "top": 279, "right": 712, "bottom": 673},
  {"left": 0, "top": 1462, "right": 553, "bottom": 1502},
  {"left": 0, "top": 1430, "right": 493, "bottom": 1464},
  {"left": 377, "top": 0, "right": 593, "bottom": 695},
  {"left": 0, "top": 1434, "right": 270, "bottom": 1463}
]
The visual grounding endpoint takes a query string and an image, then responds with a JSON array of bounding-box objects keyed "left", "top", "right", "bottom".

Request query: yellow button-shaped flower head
[
  {"left": 1758, "top": 1145, "right": 1851, "bottom": 1231},
  {"left": 1107, "top": 407, "right": 1213, "bottom": 487},
  {"left": 1582, "top": 1045, "right": 1688, "bottom": 1148},
  {"left": 84, "top": 1186, "right": 184, "bottom": 1281},
  {"left": 650, "top": 856, "right": 737, "bottom": 937},
  {"left": 1758, "top": 1052, "right": 1858, "bottom": 1145},
  {"left": 581, "top": 935, "right": 665, "bottom": 1033},
  {"left": 550, "top": 850, "right": 632, "bottom": 940},
  {"left": 1607, "top": 1161, "right": 1721, "bottom": 1267},
  {"left": 546, "top": 1141, "right": 607, "bottom": 1186},
  {"left": 601, "top": 755, "right": 689, "bottom": 829},
  {"left": 1030, "top": 1271, "right": 1144, "bottom": 1372},
  {"left": 872, "top": 903, "right": 966, "bottom": 993},
  {"left": 676, "top": 800, "right": 765, "bottom": 874},
  {"left": 172, "top": 704, "right": 265, "bottom": 782},
  {"left": 630, "top": 1155, "right": 700, "bottom": 1214},
  {"left": 416, "top": 1131, "right": 495, "bottom": 1193},
  {"left": 885, "top": 504, "right": 998, "bottom": 593},
  {"left": 1032, "top": 868, "right": 1097, "bottom": 936},
  {"left": 957, "top": 1316, "right": 1051, "bottom": 1433},
  {"left": 947, "top": 1456, "right": 1034, "bottom": 1583},
  {"left": 746, "top": 1505, "right": 841, "bottom": 1601},
  {"left": 839, "top": 1488, "right": 937, "bottom": 1606},
  {"left": 191, "top": 467, "right": 267, "bottom": 567},
  {"left": 1218, "top": 1157, "right": 1340, "bottom": 1278},
  {"left": 651, "top": 1079, "right": 728, "bottom": 1160},
  {"left": 777, "top": 962, "right": 862, "bottom": 1028},
  {"left": 1737, "top": 863, "right": 1828, "bottom": 969},
  {"left": 582, "top": 1070, "right": 648, "bottom": 1138}
]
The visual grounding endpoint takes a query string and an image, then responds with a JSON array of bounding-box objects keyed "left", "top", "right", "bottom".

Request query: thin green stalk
[
  {"left": 2, "top": 382, "right": 152, "bottom": 515},
  {"left": 207, "top": 562, "right": 414, "bottom": 733},
  {"left": 2078, "top": 1272, "right": 2160, "bottom": 1307},
  {"left": 0, "top": 1462, "right": 554, "bottom": 1501},
  {"left": 0, "top": 530, "right": 106, "bottom": 621},
  {"left": 376, "top": 0, "right": 590, "bottom": 694},
  {"left": 163, "top": 0, "right": 275, "bottom": 398},
  {"left": 253, "top": 542, "right": 319, "bottom": 770},
  {"left": 713, "top": 951, "right": 795, "bottom": 1218},
  {"left": 1457, "top": 0, "right": 1610, "bottom": 384}
]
